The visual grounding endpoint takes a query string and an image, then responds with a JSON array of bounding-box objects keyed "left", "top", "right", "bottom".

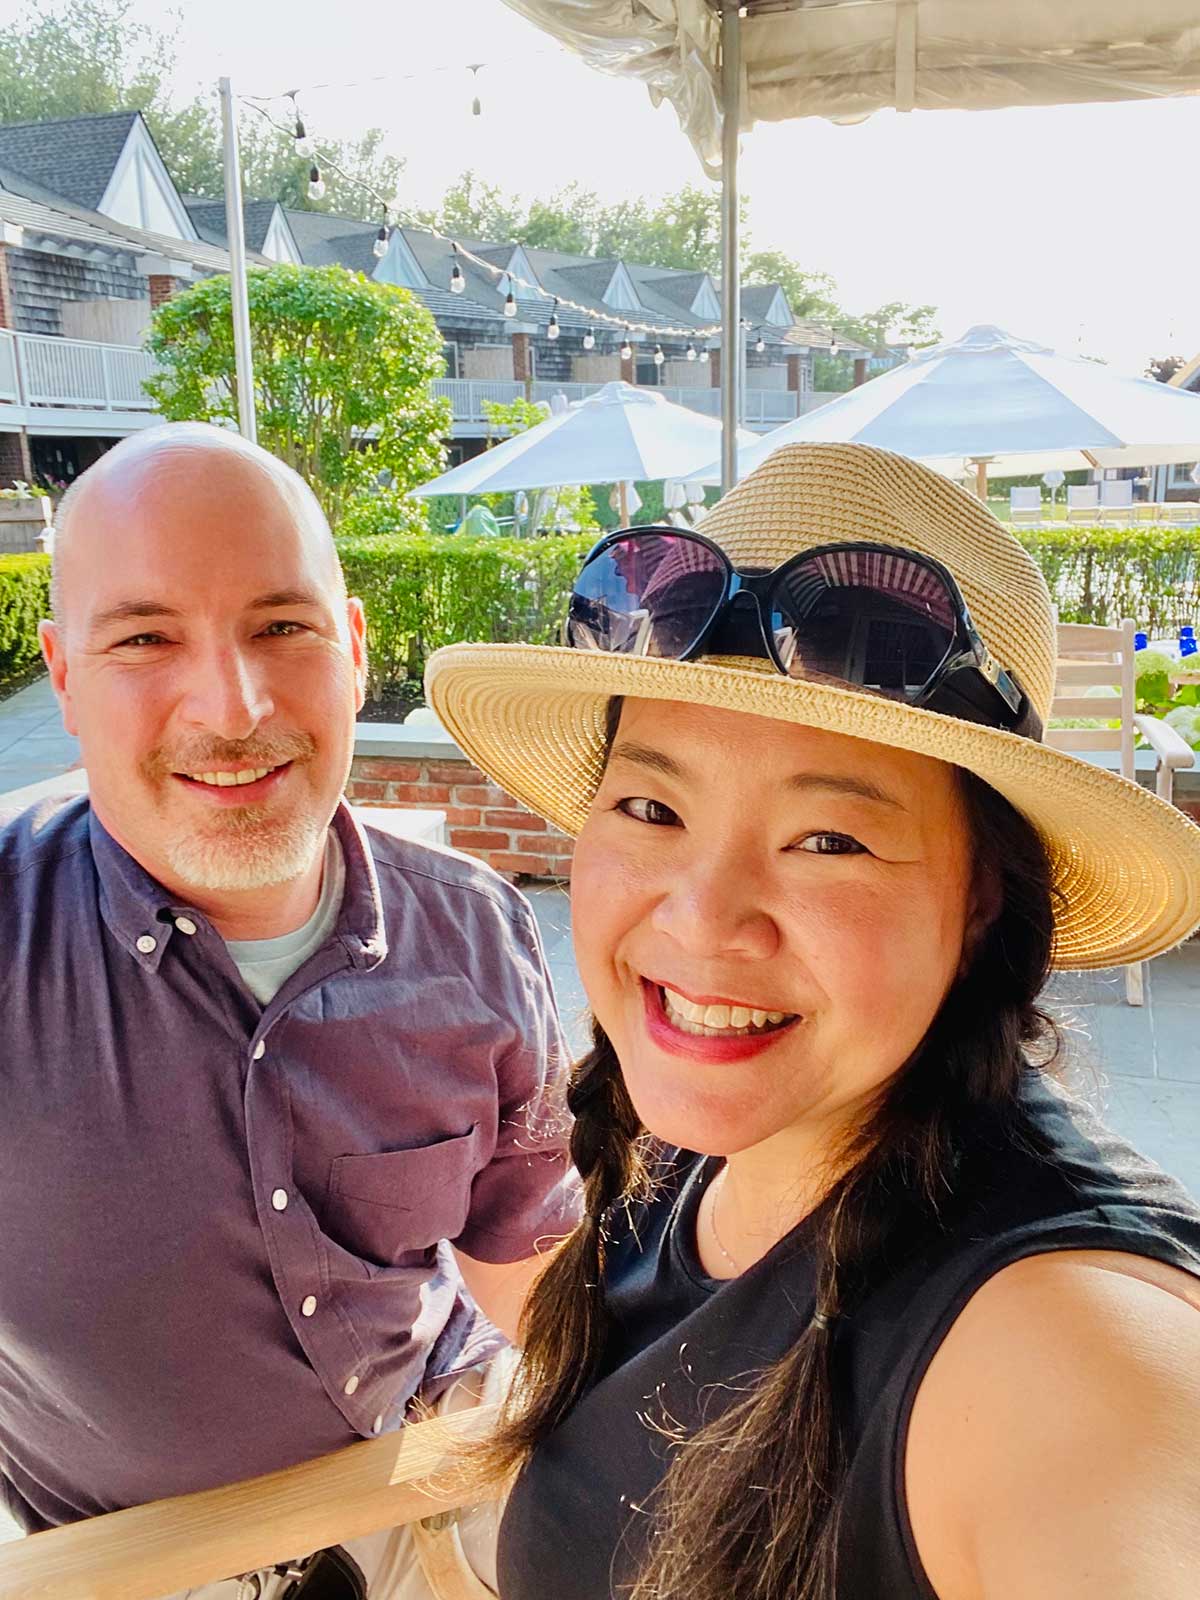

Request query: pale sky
[{"left": 15, "top": 0, "right": 1200, "bottom": 374}]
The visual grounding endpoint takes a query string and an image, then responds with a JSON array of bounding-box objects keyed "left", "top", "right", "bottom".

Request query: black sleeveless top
[{"left": 497, "top": 1072, "right": 1200, "bottom": 1599}]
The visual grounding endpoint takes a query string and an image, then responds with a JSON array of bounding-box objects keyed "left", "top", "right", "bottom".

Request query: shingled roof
[
  {"left": 0, "top": 111, "right": 140, "bottom": 212},
  {"left": 185, "top": 198, "right": 282, "bottom": 253}
]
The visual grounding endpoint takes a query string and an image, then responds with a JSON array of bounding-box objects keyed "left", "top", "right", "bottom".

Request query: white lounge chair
[
  {"left": 1046, "top": 618, "right": 1195, "bottom": 1005},
  {"left": 1065, "top": 483, "right": 1100, "bottom": 523},
  {"left": 1009, "top": 486, "right": 1042, "bottom": 526},
  {"left": 1097, "top": 480, "right": 1134, "bottom": 525}
]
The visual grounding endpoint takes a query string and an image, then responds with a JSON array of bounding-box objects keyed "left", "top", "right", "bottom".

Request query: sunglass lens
[
  {"left": 768, "top": 548, "right": 957, "bottom": 695},
  {"left": 566, "top": 534, "right": 727, "bottom": 659}
]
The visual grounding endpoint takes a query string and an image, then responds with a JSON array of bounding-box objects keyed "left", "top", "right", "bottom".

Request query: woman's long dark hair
[{"left": 484, "top": 700, "right": 1061, "bottom": 1600}]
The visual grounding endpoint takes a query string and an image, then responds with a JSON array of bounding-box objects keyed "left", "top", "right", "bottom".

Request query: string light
[
  {"left": 547, "top": 299, "right": 560, "bottom": 340},
  {"left": 583, "top": 326, "right": 595, "bottom": 350},
  {"left": 504, "top": 275, "right": 517, "bottom": 318},
  {"left": 468, "top": 64, "right": 483, "bottom": 117},
  {"left": 449, "top": 243, "right": 465, "bottom": 294},
  {"left": 373, "top": 218, "right": 389, "bottom": 260},
  {"left": 307, "top": 165, "right": 325, "bottom": 201},
  {"left": 754, "top": 333, "right": 765, "bottom": 353},
  {"left": 829, "top": 335, "right": 840, "bottom": 358},
  {"left": 620, "top": 330, "right": 633, "bottom": 361},
  {"left": 686, "top": 343, "right": 697, "bottom": 361},
  {"left": 653, "top": 343, "right": 665, "bottom": 366},
  {"left": 700, "top": 348, "right": 710, "bottom": 364}
]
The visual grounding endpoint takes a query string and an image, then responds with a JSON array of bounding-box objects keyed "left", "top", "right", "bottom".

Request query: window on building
[{"left": 442, "top": 343, "right": 459, "bottom": 379}]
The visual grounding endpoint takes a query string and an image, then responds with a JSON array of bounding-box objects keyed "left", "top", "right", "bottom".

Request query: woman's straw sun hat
[{"left": 426, "top": 443, "right": 1200, "bottom": 968}]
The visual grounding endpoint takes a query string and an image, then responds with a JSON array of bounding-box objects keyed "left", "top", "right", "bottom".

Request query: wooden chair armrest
[
  {"left": 1133, "top": 713, "right": 1196, "bottom": 771},
  {"left": 0, "top": 1406, "right": 498, "bottom": 1600}
]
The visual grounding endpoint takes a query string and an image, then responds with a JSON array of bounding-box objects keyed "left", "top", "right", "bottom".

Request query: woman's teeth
[
  {"left": 660, "top": 985, "right": 792, "bottom": 1037},
  {"left": 185, "top": 767, "right": 275, "bottom": 787}
]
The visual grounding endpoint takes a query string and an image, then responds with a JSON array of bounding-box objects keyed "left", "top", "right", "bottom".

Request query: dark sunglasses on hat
[{"left": 564, "top": 527, "right": 1041, "bottom": 739}]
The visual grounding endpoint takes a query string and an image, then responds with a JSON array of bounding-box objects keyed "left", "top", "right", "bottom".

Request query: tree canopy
[
  {"left": 144, "top": 264, "right": 450, "bottom": 527},
  {"left": 0, "top": 0, "right": 403, "bottom": 219}
]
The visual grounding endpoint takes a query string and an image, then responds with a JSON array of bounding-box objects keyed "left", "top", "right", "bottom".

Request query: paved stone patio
[{"left": 0, "top": 675, "right": 78, "bottom": 794}]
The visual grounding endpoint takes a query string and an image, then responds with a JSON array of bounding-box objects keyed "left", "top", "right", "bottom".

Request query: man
[{"left": 0, "top": 424, "right": 575, "bottom": 1595}]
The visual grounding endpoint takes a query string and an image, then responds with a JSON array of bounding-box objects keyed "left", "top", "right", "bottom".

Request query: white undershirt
[{"left": 224, "top": 830, "right": 346, "bottom": 1005}]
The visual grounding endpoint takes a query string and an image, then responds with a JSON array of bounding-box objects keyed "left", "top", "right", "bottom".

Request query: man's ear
[
  {"left": 39, "top": 620, "right": 78, "bottom": 736},
  {"left": 346, "top": 597, "right": 368, "bottom": 713}
]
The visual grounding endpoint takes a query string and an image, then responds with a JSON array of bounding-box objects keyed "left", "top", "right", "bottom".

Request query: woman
[{"left": 426, "top": 443, "right": 1200, "bottom": 1600}]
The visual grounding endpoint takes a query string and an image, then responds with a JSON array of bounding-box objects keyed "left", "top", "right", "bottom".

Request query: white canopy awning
[{"left": 503, "top": 1, "right": 1200, "bottom": 173}]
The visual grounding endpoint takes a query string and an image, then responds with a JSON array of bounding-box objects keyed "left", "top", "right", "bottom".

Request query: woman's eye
[
  {"left": 795, "top": 831, "right": 865, "bottom": 855},
  {"left": 616, "top": 796, "right": 680, "bottom": 827}
]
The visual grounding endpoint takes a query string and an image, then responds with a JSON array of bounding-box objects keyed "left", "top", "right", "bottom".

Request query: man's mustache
[{"left": 146, "top": 731, "right": 318, "bottom": 777}]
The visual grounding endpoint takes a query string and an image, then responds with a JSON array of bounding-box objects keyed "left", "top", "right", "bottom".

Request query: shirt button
[
  {"left": 300, "top": 1295, "right": 317, "bottom": 1317},
  {"left": 343, "top": 1375, "right": 360, "bottom": 1397},
  {"left": 174, "top": 915, "right": 198, "bottom": 936},
  {"left": 372, "top": 1414, "right": 384, "bottom": 1435},
  {"left": 136, "top": 934, "right": 157, "bottom": 954},
  {"left": 253, "top": 1040, "right": 266, "bottom": 1061},
  {"left": 271, "top": 1189, "right": 289, "bottom": 1212}
]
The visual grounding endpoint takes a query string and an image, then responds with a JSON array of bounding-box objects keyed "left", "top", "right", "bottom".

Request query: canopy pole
[
  {"left": 618, "top": 480, "right": 631, "bottom": 524},
  {"left": 219, "top": 76, "right": 257, "bottom": 444},
  {"left": 974, "top": 459, "right": 988, "bottom": 501},
  {"left": 720, "top": 2, "right": 741, "bottom": 495}
]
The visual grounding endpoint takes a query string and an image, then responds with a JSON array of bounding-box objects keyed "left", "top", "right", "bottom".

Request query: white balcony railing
[
  {"left": 431, "top": 378, "right": 525, "bottom": 423},
  {"left": 0, "top": 329, "right": 158, "bottom": 413},
  {"left": 440, "top": 377, "right": 799, "bottom": 426}
]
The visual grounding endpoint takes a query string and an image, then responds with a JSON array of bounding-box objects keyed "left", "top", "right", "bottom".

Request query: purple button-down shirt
[{"left": 0, "top": 795, "right": 575, "bottom": 1531}]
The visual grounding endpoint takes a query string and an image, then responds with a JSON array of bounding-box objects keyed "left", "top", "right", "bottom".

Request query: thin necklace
[{"left": 707, "top": 1166, "right": 742, "bottom": 1275}]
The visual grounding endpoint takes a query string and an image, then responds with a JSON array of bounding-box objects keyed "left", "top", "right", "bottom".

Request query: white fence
[
  {"left": 440, "top": 376, "right": 800, "bottom": 426},
  {"left": 0, "top": 329, "right": 158, "bottom": 412}
]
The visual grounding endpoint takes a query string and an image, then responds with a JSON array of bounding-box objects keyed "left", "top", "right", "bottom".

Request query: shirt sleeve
[{"left": 453, "top": 899, "right": 583, "bottom": 1263}]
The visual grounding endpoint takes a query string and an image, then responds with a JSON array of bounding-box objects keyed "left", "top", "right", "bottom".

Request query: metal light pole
[
  {"left": 219, "top": 76, "right": 257, "bottom": 443},
  {"left": 719, "top": 1, "right": 741, "bottom": 494}
]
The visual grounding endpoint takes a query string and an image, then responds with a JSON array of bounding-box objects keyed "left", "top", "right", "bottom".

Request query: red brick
[
  {"left": 348, "top": 780, "right": 387, "bottom": 801},
  {"left": 486, "top": 808, "right": 544, "bottom": 831},
  {"left": 386, "top": 782, "right": 452, "bottom": 804},
  {"left": 489, "top": 852, "right": 547, "bottom": 877},
  {"left": 359, "top": 759, "right": 423, "bottom": 782},
  {"left": 517, "top": 832, "right": 573, "bottom": 856},
  {"left": 425, "top": 760, "right": 486, "bottom": 785},
  {"left": 443, "top": 806, "right": 482, "bottom": 827},
  {"left": 455, "top": 785, "right": 512, "bottom": 807},
  {"left": 451, "top": 829, "right": 512, "bottom": 851}
]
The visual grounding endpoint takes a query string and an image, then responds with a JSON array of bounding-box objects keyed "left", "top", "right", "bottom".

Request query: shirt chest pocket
[{"left": 324, "top": 1127, "right": 481, "bottom": 1266}]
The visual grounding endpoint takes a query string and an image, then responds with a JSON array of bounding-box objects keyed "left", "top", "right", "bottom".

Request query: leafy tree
[
  {"left": 0, "top": 0, "right": 403, "bottom": 220},
  {"left": 1146, "top": 355, "right": 1185, "bottom": 384},
  {"left": 742, "top": 249, "right": 841, "bottom": 322},
  {"left": 144, "top": 264, "right": 450, "bottom": 526}
]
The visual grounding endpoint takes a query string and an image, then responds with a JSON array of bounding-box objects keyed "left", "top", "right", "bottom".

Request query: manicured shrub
[
  {"left": 1017, "top": 525, "right": 1199, "bottom": 632},
  {"left": 0, "top": 553, "right": 50, "bottom": 684}
]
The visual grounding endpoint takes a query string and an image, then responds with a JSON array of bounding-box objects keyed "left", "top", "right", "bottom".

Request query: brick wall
[{"left": 346, "top": 750, "right": 574, "bottom": 879}]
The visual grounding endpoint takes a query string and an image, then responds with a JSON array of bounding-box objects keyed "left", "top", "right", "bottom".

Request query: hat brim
[{"left": 426, "top": 643, "right": 1200, "bottom": 970}]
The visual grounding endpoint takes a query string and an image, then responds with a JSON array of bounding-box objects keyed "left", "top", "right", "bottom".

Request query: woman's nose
[{"left": 648, "top": 852, "right": 779, "bottom": 961}]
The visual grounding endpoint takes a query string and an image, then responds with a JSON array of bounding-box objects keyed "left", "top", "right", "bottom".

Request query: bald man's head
[{"left": 50, "top": 423, "right": 344, "bottom": 628}]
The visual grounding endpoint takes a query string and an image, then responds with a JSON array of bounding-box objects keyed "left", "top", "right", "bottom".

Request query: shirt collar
[{"left": 88, "top": 800, "right": 388, "bottom": 973}]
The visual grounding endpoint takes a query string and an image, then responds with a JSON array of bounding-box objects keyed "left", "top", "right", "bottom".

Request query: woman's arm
[{"left": 906, "top": 1249, "right": 1200, "bottom": 1600}]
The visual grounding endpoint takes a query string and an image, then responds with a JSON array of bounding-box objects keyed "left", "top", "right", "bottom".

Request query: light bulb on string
[
  {"left": 468, "top": 63, "right": 483, "bottom": 118},
  {"left": 829, "top": 331, "right": 840, "bottom": 358},
  {"left": 620, "top": 330, "right": 633, "bottom": 361},
  {"left": 307, "top": 165, "right": 325, "bottom": 201},
  {"left": 449, "top": 243, "right": 465, "bottom": 293},
  {"left": 583, "top": 326, "right": 595, "bottom": 350},
  {"left": 504, "top": 276, "right": 517, "bottom": 318},
  {"left": 754, "top": 333, "right": 765, "bottom": 353},
  {"left": 686, "top": 343, "right": 697, "bottom": 361},
  {"left": 653, "top": 343, "right": 665, "bottom": 367},
  {"left": 373, "top": 220, "right": 389, "bottom": 260},
  {"left": 547, "top": 299, "right": 560, "bottom": 341},
  {"left": 699, "top": 347, "right": 710, "bottom": 364}
]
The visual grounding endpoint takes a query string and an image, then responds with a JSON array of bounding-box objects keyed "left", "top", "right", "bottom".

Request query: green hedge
[
  {"left": 1016, "top": 525, "right": 1199, "bottom": 632},
  {"left": 336, "top": 532, "right": 592, "bottom": 698},
  {"left": 0, "top": 553, "right": 51, "bottom": 683}
]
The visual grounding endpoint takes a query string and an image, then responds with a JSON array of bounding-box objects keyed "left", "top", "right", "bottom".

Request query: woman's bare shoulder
[{"left": 904, "top": 1248, "right": 1200, "bottom": 1600}]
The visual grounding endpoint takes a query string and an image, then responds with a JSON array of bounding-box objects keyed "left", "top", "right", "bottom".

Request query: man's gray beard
[{"left": 161, "top": 808, "right": 327, "bottom": 892}]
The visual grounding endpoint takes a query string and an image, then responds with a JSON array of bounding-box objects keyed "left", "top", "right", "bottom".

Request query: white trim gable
[
  {"left": 261, "top": 207, "right": 302, "bottom": 264},
  {"left": 603, "top": 261, "right": 641, "bottom": 311},
  {"left": 691, "top": 275, "right": 721, "bottom": 320},
  {"left": 372, "top": 227, "right": 428, "bottom": 289},
  {"left": 505, "top": 244, "right": 539, "bottom": 290},
  {"left": 761, "top": 286, "right": 793, "bottom": 327},
  {"left": 97, "top": 118, "right": 198, "bottom": 241}
]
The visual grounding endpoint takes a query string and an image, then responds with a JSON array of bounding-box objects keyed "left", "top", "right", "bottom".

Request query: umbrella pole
[
  {"left": 720, "top": 2, "right": 741, "bottom": 495},
  {"left": 618, "top": 481, "right": 630, "bottom": 525},
  {"left": 974, "top": 459, "right": 988, "bottom": 502}
]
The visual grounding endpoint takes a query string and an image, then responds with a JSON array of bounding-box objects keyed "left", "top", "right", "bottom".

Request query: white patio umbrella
[
  {"left": 411, "top": 381, "right": 752, "bottom": 521},
  {"left": 502, "top": 2, "right": 1200, "bottom": 490},
  {"left": 692, "top": 326, "right": 1200, "bottom": 490}
]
